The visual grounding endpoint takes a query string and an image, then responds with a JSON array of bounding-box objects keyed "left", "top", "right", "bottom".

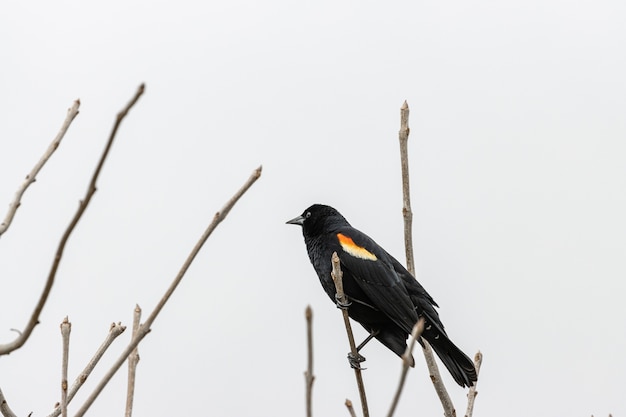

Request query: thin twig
[
  {"left": 398, "top": 100, "right": 414, "bottom": 275},
  {"left": 331, "top": 252, "right": 369, "bottom": 417},
  {"left": 73, "top": 165, "right": 262, "bottom": 417},
  {"left": 345, "top": 399, "right": 357, "bottom": 417},
  {"left": 0, "top": 387, "right": 18, "bottom": 417},
  {"left": 47, "top": 322, "right": 126, "bottom": 417},
  {"left": 464, "top": 351, "right": 483, "bottom": 417},
  {"left": 0, "top": 85, "right": 144, "bottom": 356},
  {"left": 304, "top": 305, "right": 314, "bottom": 417},
  {"left": 0, "top": 100, "right": 80, "bottom": 238},
  {"left": 387, "top": 317, "right": 425, "bottom": 417},
  {"left": 125, "top": 305, "right": 142, "bottom": 417},
  {"left": 397, "top": 100, "right": 456, "bottom": 417},
  {"left": 60, "top": 317, "right": 71, "bottom": 417}
]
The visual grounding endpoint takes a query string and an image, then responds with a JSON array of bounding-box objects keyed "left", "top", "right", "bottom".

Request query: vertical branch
[
  {"left": 60, "top": 317, "right": 71, "bottom": 417},
  {"left": 0, "top": 99, "right": 80, "bottom": 237},
  {"left": 398, "top": 100, "right": 415, "bottom": 275},
  {"left": 125, "top": 305, "right": 142, "bottom": 417},
  {"left": 464, "top": 352, "right": 483, "bottom": 417},
  {"left": 304, "top": 306, "right": 315, "bottom": 417},
  {"left": 331, "top": 252, "right": 369, "bottom": 417},
  {"left": 47, "top": 322, "right": 126, "bottom": 417},
  {"left": 397, "top": 101, "right": 456, "bottom": 417},
  {"left": 386, "top": 318, "right": 425, "bottom": 417}
]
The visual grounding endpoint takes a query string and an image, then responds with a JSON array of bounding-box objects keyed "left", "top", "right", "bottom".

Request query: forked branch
[{"left": 0, "top": 85, "right": 144, "bottom": 356}]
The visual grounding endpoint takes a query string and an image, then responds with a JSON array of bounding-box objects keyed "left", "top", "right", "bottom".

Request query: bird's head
[{"left": 286, "top": 204, "right": 349, "bottom": 237}]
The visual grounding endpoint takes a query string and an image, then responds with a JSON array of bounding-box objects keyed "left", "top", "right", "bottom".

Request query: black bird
[{"left": 287, "top": 204, "right": 477, "bottom": 388}]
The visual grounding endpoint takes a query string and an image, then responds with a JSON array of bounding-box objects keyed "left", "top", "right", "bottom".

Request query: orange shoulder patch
[{"left": 337, "top": 233, "right": 378, "bottom": 261}]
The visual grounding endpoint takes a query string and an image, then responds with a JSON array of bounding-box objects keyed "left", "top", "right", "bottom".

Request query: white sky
[{"left": 1, "top": 1, "right": 625, "bottom": 416}]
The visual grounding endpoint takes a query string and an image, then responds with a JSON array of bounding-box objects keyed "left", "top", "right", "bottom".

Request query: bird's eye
[{"left": 305, "top": 211, "right": 312, "bottom": 219}]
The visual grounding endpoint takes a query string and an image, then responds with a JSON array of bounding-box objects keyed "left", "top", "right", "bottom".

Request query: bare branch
[
  {"left": 304, "top": 305, "right": 314, "bottom": 417},
  {"left": 387, "top": 317, "right": 425, "bottom": 417},
  {"left": 125, "top": 305, "right": 142, "bottom": 417},
  {"left": 397, "top": 100, "right": 456, "bottom": 417},
  {"left": 331, "top": 252, "right": 369, "bottom": 417},
  {"left": 398, "top": 100, "right": 414, "bottom": 275},
  {"left": 0, "top": 388, "right": 18, "bottom": 417},
  {"left": 344, "top": 399, "right": 357, "bottom": 417},
  {"left": 60, "top": 317, "right": 71, "bottom": 417},
  {"left": 0, "top": 85, "right": 145, "bottom": 356},
  {"left": 0, "top": 100, "right": 80, "bottom": 237},
  {"left": 73, "top": 165, "right": 262, "bottom": 417},
  {"left": 47, "top": 322, "right": 126, "bottom": 417},
  {"left": 464, "top": 351, "right": 483, "bottom": 417}
]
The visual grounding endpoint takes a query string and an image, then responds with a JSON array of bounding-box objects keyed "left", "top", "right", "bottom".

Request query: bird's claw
[
  {"left": 335, "top": 294, "right": 352, "bottom": 310},
  {"left": 347, "top": 352, "right": 367, "bottom": 370}
]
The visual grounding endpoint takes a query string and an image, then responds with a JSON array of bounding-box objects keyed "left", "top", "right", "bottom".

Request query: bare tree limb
[
  {"left": 331, "top": 252, "right": 369, "bottom": 417},
  {"left": 397, "top": 100, "right": 456, "bottom": 417},
  {"left": 125, "top": 305, "right": 142, "bottom": 417},
  {"left": 47, "top": 322, "right": 126, "bottom": 417},
  {"left": 464, "top": 351, "right": 483, "bottom": 417},
  {"left": 60, "top": 317, "right": 71, "bottom": 417},
  {"left": 0, "top": 100, "right": 80, "bottom": 238},
  {"left": 304, "top": 305, "right": 314, "bottom": 417},
  {"left": 0, "top": 388, "right": 18, "bottom": 417},
  {"left": 344, "top": 399, "right": 357, "bottom": 417},
  {"left": 73, "top": 165, "right": 262, "bottom": 417},
  {"left": 0, "top": 85, "right": 145, "bottom": 356},
  {"left": 386, "top": 317, "right": 425, "bottom": 417}
]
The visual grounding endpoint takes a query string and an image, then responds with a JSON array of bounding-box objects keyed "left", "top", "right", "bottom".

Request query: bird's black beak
[{"left": 286, "top": 215, "right": 305, "bottom": 226}]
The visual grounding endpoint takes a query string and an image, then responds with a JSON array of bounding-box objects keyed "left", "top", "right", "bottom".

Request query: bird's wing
[{"left": 334, "top": 228, "right": 418, "bottom": 333}]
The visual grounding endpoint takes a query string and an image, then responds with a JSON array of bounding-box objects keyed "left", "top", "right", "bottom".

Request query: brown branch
[
  {"left": 397, "top": 100, "right": 456, "bottom": 417},
  {"left": 125, "top": 305, "right": 142, "bottom": 417},
  {"left": 464, "top": 351, "right": 483, "bottom": 417},
  {"left": 0, "top": 387, "right": 18, "bottom": 417},
  {"left": 60, "top": 317, "right": 71, "bottom": 417},
  {"left": 47, "top": 322, "right": 126, "bottom": 417},
  {"left": 0, "top": 99, "right": 80, "bottom": 238},
  {"left": 331, "top": 252, "right": 369, "bottom": 417},
  {"left": 0, "top": 85, "right": 145, "bottom": 356},
  {"left": 73, "top": 165, "right": 262, "bottom": 417},
  {"left": 304, "top": 305, "right": 314, "bottom": 417},
  {"left": 387, "top": 317, "right": 425, "bottom": 417},
  {"left": 344, "top": 399, "right": 357, "bottom": 417}
]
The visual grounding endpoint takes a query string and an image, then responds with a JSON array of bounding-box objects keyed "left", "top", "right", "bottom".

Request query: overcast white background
[{"left": 1, "top": 1, "right": 625, "bottom": 416}]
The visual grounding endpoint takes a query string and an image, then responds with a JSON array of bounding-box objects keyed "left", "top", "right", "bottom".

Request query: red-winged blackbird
[{"left": 287, "top": 204, "right": 477, "bottom": 388}]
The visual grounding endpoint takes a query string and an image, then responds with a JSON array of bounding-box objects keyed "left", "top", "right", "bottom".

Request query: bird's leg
[
  {"left": 356, "top": 329, "right": 380, "bottom": 352},
  {"left": 346, "top": 329, "right": 380, "bottom": 369},
  {"left": 335, "top": 293, "right": 352, "bottom": 310}
]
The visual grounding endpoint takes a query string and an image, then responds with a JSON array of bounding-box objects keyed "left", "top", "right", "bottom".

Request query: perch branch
[
  {"left": 397, "top": 100, "right": 456, "bottom": 417},
  {"left": 73, "top": 165, "right": 262, "bottom": 417},
  {"left": 387, "top": 317, "right": 425, "bottom": 417},
  {"left": 125, "top": 305, "right": 142, "bottom": 417},
  {"left": 304, "top": 305, "right": 314, "bottom": 417},
  {"left": 60, "top": 317, "right": 71, "bottom": 417},
  {"left": 464, "top": 351, "right": 483, "bottom": 417},
  {"left": 331, "top": 252, "right": 369, "bottom": 417},
  {"left": 0, "top": 388, "right": 18, "bottom": 417},
  {"left": 0, "top": 100, "right": 80, "bottom": 237},
  {"left": 0, "top": 84, "right": 144, "bottom": 356},
  {"left": 47, "top": 322, "right": 126, "bottom": 417}
]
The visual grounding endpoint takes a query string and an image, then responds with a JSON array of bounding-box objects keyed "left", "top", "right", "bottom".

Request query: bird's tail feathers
[{"left": 426, "top": 332, "right": 477, "bottom": 388}]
